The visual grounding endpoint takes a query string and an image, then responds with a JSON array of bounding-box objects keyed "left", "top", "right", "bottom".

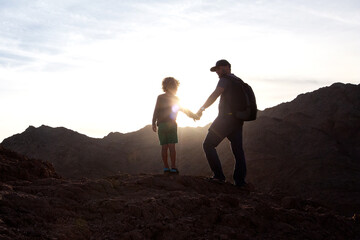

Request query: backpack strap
[{"left": 222, "top": 74, "right": 244, "bottom": 85}]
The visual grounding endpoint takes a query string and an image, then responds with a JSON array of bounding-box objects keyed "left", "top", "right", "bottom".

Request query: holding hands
[
  {"left": 153, "top": 106, "right": 204, "bottom": 133},
  {"left": 196, "top": 107, "right": 205, "bottom": 119},
  {"left": 182, "top": 108, "right": 200, "bottom": 121},
  {"left": 182, "top": 106, "right": 205, "bottom": 121}
]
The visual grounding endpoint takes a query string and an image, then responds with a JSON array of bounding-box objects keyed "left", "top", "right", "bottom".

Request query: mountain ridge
[{"left": 1, "top": 82, "right": 360, "bottom": 216}]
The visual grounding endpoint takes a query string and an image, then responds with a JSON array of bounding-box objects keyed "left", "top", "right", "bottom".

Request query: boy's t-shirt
[{"left": 152, "top": 93, "right": 180, "bottom": 125}]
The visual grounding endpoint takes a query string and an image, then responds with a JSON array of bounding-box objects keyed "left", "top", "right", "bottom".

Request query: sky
[{"left": 0, "top": 0, "right": 359, "bottom": 142}]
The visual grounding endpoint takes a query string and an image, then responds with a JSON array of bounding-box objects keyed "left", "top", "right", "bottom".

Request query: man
[{"left": 196, "top": 59, "right": 247, "bottom": 187}]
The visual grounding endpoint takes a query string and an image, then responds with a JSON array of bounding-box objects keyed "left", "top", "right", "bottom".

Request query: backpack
[{"left": 223, "top": 74, "right": 257, "bottom": 121}]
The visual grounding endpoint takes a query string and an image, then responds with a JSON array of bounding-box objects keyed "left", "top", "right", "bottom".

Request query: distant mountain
[
  {"left": 0, "top": 124, "right": 208, "bottom": 178},
  {"left": 2, "top": 82, "right": 360, "bottom": 216},
  {"left": 1, "top": 125, "right": 131, "bottom": 178},
  {"left": 1, "top": 146, "right": 359, "bottom": 239}
]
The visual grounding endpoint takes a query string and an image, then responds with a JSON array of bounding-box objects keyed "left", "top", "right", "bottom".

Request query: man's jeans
[{"left": 203, "top": 117, "right": 246, "bottom": 186}]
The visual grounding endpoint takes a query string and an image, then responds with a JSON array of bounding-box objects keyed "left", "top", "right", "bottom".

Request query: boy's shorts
[{"left": 157, "top": 121, "right": 178, "bottom": 145}]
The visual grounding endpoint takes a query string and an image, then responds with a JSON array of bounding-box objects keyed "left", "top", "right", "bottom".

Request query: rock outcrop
[{"left": 0, "top": 146, "right": 59, "bottom": 182}]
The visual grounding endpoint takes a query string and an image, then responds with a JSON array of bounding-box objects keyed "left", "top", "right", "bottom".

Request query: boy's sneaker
[
  {"left": 170, "top": 168, "right": 179, "bottom": 174},
  {"left": 164, "top": 168, "right": 171, "bottom": 174}
]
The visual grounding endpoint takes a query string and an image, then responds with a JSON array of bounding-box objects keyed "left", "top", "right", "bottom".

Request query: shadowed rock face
[
  {"left": 1, "top": 83, "right": 360, "bottom": 216},
  {"left": 242, "top": 83, "right": 360, "bottom": 216},
  {"left": 0, "top": 146, "right": 60, "bottom": 181},
  {"left": 0, "top": 148, "right": 359, "bottom": 240}
]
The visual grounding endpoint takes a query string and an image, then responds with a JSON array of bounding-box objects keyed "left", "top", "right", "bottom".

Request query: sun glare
[{"left": 175, "top": 78, "right": 218, "bottom": 129}]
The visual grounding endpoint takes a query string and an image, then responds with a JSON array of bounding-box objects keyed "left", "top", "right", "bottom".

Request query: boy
[{"left": 152, "top": 77, "right": 198, "bottom": 174}]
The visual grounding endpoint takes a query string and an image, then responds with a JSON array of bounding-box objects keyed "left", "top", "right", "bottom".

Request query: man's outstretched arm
[{"left": 197, "top": 87, "right": 224, "bottom": 117}]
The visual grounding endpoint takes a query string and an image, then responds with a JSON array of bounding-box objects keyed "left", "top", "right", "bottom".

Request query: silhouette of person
[
  {"left": 152, "top": 77, "right": 198, "bottom": 174},
  {"left": 196, "top": 60, "right": 247, "bottom": 187}
]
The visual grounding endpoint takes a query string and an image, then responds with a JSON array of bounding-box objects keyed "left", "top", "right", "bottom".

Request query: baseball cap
[{"left": 210, "top": 59, "right": 231, "bottom": 72}]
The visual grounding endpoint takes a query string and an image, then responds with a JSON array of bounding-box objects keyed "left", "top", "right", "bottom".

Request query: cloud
[
  {"left": 0, "top": 49, "right": 34, "bottom": 66},
  {"left": 0, "top": 1, "right": 138, "bottom": 68}
]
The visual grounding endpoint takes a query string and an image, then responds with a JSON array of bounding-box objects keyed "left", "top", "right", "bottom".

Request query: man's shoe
[
  {"left": 234, "top": 182, "right": 246, "bottom": 187},
  {"left": 234, "top": 182, "right": 254, "bottom": 191},
  {"left": 206, "top": 177, "right": 226, "bottom": 184}
]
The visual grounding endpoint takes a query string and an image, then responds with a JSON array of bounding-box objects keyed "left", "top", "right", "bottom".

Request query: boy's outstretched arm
[{"left": 180, "top": 107, "right": 200, "bottom": 121}]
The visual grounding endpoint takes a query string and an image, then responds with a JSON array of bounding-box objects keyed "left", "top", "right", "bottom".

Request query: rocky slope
[
  {"left": 242, "top": 83, "right": 360, "bottom": 215},
  {"left": 1, "top": 146, "right": 359, "bottom": 240},
  {"left": 0, "top": 146, "right": 59, "bottom": 182},
  {"left": 1, "top": 82, "right": 360, "bottom": 216}
]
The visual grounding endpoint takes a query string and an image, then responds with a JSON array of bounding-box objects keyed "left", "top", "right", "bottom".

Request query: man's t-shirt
[
  {"left": 217, "top": 74, "right": 233, "bottom": 116},
  {"left": 210, "top": 73, "right": 244, "bottom": 138},
  {"left": 217, "top": 73, "right": 245, "bottom": 117},
  {"left": 152, "top": 93, "right": 179, "bottom": 125}
]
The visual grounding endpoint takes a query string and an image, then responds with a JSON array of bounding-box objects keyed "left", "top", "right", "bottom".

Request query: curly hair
[{"left": 162, "top": 77, "right": 180, "bottom": 93}]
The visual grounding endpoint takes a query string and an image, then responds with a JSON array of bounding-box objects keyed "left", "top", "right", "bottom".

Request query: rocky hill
[
  {"left": 1, "top": 146, "right": 359, "bottom": 240},
  {"left": 1, "top": 82, "right": 360, "bottom": 216},
  {"left": 243, "top": 83, "right": 360, "bottom": 215},
  {"left": 0, "top": 146, "right": 59, "bottom": 182}
]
